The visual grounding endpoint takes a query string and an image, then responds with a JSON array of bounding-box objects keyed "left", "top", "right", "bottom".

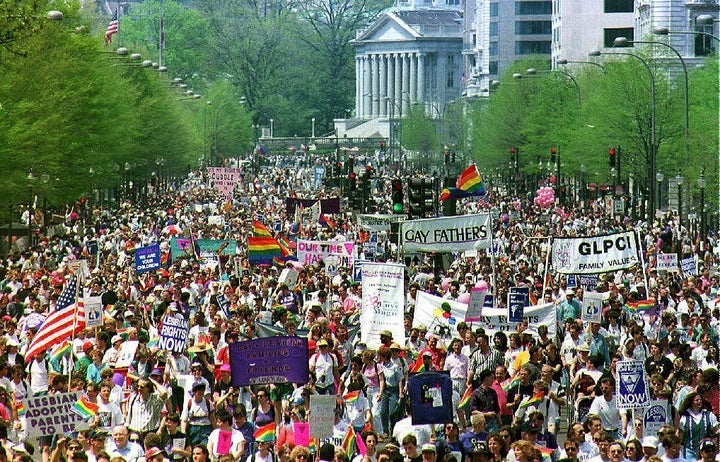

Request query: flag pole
[
  {"left": 541, "top": 237, "right": 552, "bottom": 301},
  {"left": 69, "top": 271, "right": 81, "bottom": 392}
]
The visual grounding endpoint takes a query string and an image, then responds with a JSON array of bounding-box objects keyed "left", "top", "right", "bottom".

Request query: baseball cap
[
  {"left": 421, "top": 444, "right": 436, "bottom": 453},
  {"left": 700, "top": 439, "right": 717, "bottom": 452},
  {"left": 82, "top": 341, "right": 94, "bottom": 353},
  {"left": 641, "top": 436, "right": 659, "bottom": 449},
  {"left": 111, "top": 335, "right": 123, "bottom": 344},
  {"left": 145, "top": 448, "right": 164, "bottom": 459}
]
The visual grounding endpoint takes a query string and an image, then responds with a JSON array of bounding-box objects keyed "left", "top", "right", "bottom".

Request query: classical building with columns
[{"left": 335, "top": 4, "right": 463, "bottom": 138}]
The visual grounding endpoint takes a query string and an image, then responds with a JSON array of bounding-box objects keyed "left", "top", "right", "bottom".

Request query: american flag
[
  {"left": 25, "top": 276, "right": 86, "bottom": 363},
  {"left": 104, "top": 9, "right": 119, "bottom": 45}
]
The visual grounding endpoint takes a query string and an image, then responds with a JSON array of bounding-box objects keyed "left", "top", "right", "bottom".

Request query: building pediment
[{"left": 354, "top": 13, "right": 421, "bottom": 42}]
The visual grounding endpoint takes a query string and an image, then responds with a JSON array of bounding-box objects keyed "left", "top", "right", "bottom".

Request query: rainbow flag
[
  {"left": 623, "top": 299, "right": 655, "bottom": 314},
  {"left": 253, "top": 220, "right": 273, "bottom": 237},
  {"left": 342, "top": 426, "right": 357, "bottom": 458},
  {"left": 456, "top": 165, "right": 485, "bottom": 194},
  {"left": 343, "top": 390, "right": 360, "bottom": 404},
  {"left": 458, "top": 387, "right": 473, "bottom": 409},
  {"left": 15, "top": 400, "right": 25, "bottom": 418},
  {"left": 253, "top": 422, "right": 276, "bottom": 442},
  {"left": 501, "top": 373, "right": 520, "bottom": 392},
  {"left": 519, "top": 391, "right": 545, "bottom": 408},
  {"left": 535, "top": 446, "right": 554, "bottom": 456},
  {"left": 409, "top": 356, "right": 425, "bottom": 373},
  {"left": 147, "top": 336, "right": 160, "bottom": 349},
  {"left": 72, "top": 397, "right": 99, "bottom": 420},
  {"left": 50, "top": 341, "right": 71, "bottom": 363},
  {"left": 309, "top": 439, "right": 317, "bottom": 453},
  {"left": 248, "top": 237, "right": 281, "bottom": 266}
]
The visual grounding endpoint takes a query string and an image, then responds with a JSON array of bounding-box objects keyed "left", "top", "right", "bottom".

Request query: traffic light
[
  {"left": 442, "top": 177, "right": 457, "bottom": 216},
  {"left": 421, "top": 178, "right": 436, "bottom": 217},
  {"left": 380, "top": 140, "right": 386, "bottom": 152},
  {"left": 608, "top": 147, "right": 616, "bottom": 168},
  {"left": 347, "top": 157, "right": 355, "bottom": 175},
  {"left": 444, "top": 150, "right": 450, "bottom": 164},
  {"left": 408, "top": 178, "right": 435, "bottom": 218},
  {"left": 391, "top": 179, "right": 404, "bottom": 214},
  {"left": 550, "top": 147, "right": 557, "bottom": 164},
  {"left": 335, "top": 162, "right": 342, "bottom": 177}
]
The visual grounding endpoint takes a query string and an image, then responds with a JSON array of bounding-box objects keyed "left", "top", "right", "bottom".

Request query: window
[
  {"left": 603, "top": 27, "right": 633, "bottom": 47},
  {"left": 489, "top": 42, "right": 498, "bottom": 56},
  {"left": 604, "top": 0, "right": 633, "bottom": 13},
  {"left": 490, "top": 2, "right": 499, "bottom": 17},
  {"left": 489, "top": 61, "right": 498, "bottom": 75},
  {"left": 515, "top": 40, "right": 551, "bottom": 54},
  {"left": 516, "top": 20, "right": 551, "bottom": 35},
  {"left": 515, "top": 1, "right": 552, "bottom": 15},
  {"left": 695, "top": 22, "right": 716, "bottom": 56},
  {"left": 490, "top": 22, "right": 498, "bottom": 36},
  {"left": 447, "top": 55, "right": 456, "bottom": 88},
  {"left": 446, "top": 0, "right": 461, "bottom": 6}
]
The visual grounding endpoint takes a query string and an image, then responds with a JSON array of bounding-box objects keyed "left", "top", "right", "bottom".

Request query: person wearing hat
[
  {"left": 1, "top": 337, "right": 23, "bottom": 367},
  {"left": 641, "top": 436, "right": 659, "bottom": 460},
  {"left": 558, "top": 290, "right": 582, "bottom": 323},
  {"left": 182, "top": 381, "right": 215, "bottom": 447},
  {"left": 697, "top": 438, "right": 717, "bottom": 462},
  {"left": 420, "top": 444, "right": 437, "bottom": 462},
  {"left": 103, "top": 335, "right": 124, "bottom": 367},
  {"left": 309, "top": 338, "right": 340, "bottom": 395},
  {"left": 144, "top": 447, "right": 166, "bottom": 462}
]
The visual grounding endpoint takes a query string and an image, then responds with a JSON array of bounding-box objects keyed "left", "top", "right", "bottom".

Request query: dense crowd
[{"left": 0, "top": 160, "right": 718, "bottom": 462}]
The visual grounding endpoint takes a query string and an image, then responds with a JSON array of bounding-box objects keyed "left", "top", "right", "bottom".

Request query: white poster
[
  {"left": 357, "top": 214, "right": 407, "bottom": 231},
  {"left": 115, "top": 340, "right": 139, "bottom": 368},
  {"left": 308, "top": 395, "right": 336, "bottom": 439},
  {"left": 360, "top": 262, "right": 406, "bottom": 348},
  {"left": 581, "top": 291, "right": 605, "bottom": 323},
  {"left": 413, "top": 292, "right": 556, "bottom": 343},
  {"left": 278, "top": 268, "right": 299, "bottom": 290},
  {"left": 25, "top": 391, "right": 84, "bottom": 437},
  {"left": 552, "top": 231, "right": 640, "bottom": 274},
  {"left": 400, "top": 214, "right": 492, "bottom": 253},
  {"left": 296, "top": 239, "right": 354, "bottom": 267},
  {"left": 83, "top": 296, "right": 103, "bottom": 328},
  {"left": 656, "top": 253, "right": 679, "bottom": 272},
  {"left": 643, "top": 400, "right": 670, "bottom": 437}
]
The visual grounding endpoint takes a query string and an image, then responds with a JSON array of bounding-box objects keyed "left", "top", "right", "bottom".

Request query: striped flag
[
  {"left": 15, "top": 400, "right": 25, "bottom": 418},
  {"left": 342, "top": 426, "right": 357, "bottom": 459},
  {"left": 458, "top": 386, "right": 473, "bottom": 409},
  {"left": 253, "top": 422, "right": 276, "bottom": 442},
  {"left": 408, "top": 356, "right": 425, "bottom": 373},
  {"left": 501, "top": 373, "right": 520, "bottom": 392},
  {"left": 518, "top": 391, "right": 545, "bottom": 408},
  {"left": 343, "top": 390, "right": 360, "bottom": 404},
  {"left": 623, "top": 299, "right": 655, "bottom": 314},
  {"left": 72, "top": 396, "right": 99, "bottom": 420},
  {"left": 104, "top": 8, "right": 119, "bottom": 45},
  {"left": 248, "top": 236, "right": 281, "bottom": 266},
  {"left": 253, "top": 220, "right": 273, "bottom": 237},
  {"left": 25, "top": 276, "right": 86, "bottom": 363}
]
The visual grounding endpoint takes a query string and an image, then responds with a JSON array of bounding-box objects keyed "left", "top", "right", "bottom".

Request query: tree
[
  {"left": 205, "top": 80, "right": 254, "bottom": 165},
  {"left": 401, "top": 105, "right": 440, "bottom": 170}
]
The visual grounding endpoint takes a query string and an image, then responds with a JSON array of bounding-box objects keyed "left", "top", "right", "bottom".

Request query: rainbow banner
[
  {"left": 342, "top": 426, "right": 357, "bottom": 459},
  {"left": 15, "top": 400, "right": 25, "bottom": 418},
  {"left": 343, "top": 391, "right": 360, "bottom": 404},
  {"left": 253, "top": 220, "right": 273, "bottom": 237},
  {"left": 248, "top": 237, "right": 281, "bottom": 266},
  {"left": 440, "top": 164, "right": 486, "bottom": 201},
  {"left": 408, "top": 356, "right": 425, "bottom": 373},
  {"left": 458, "top": 387, "right": 473, "bottom": 409},
  {"left": 623, "top": 299, "right": 655, "bottom": 314},
  {"left": 519, "top": 391, "right": 545, "bottom": 408},
  {"left": 254, "top": 422, "right": 276, "bottom": 442},
  {"left": 501, "top": 373, "right": 520, "bottom": 392},
  {"left": 72, "top": 397, "right": 99, "bottom": 420},
  {"left": 50, "top": 341, "right": 71, "bottom": 363}
]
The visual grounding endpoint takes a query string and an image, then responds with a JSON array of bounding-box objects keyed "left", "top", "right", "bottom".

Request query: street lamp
[
  {"left": 270, "top": 118, "right": 274, "bottom": 138},
  {"left": 556, "top": 58, "right": 605, "bottom": 70},
  {"left": 590, "top": 49, "right": 656, "bottom": 217},
  {"left": 311, "top": 118, "right": 316, "bottom": 139},
  {"left": 698, "top": 171, "right": 706, "bottom": 242},
  {"left": 580, "top": 163, "right": 586, "bottom": 208},
  {"left": 203, "top": 101, "right": 212, "bottom": 166},
  {"left": 656, "top": 171, "right": 664, "bottom": 212},
  {"left": 615, "top": 37, "right": 689, "bottom": 161},
  {"left": 520, "top": 68, "right": 582, "bottom": 107},
  {"left": 676, "top": 171, "right": 684, "bottom": 258}
]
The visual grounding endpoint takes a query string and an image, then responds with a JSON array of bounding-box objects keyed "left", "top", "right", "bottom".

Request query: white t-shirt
[{"left": 208, "top": 427, "right": 245, "bottom": 460}]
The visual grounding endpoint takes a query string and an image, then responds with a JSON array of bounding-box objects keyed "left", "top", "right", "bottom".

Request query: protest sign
[
  {"left": 294, "top": 422, "right": 310, "bottom": 447},
  {"left": 170, "top": 238, "right": 194, "bottom": 260},
  {"left": 207, "top": 167, "right": 242, "bottom": 199},
  {"left": 308, "top": 395, "right": 336, "bottom": 439},
  {"left": 408, "top": 372, "right": 453, "bottom": 425},
  {"left": 360, "top": 263, "right": 406, "bottom": 348},
  {"left": 681, "top": 257, "right": 697, "bottom": 276},
  {"left": 643, "top": 400, "right": 670, "bottom": 437},
  {"left": 135, "top": 244, "right": 161, "bottom": 274},
  {"left": 215, "top": 294, "right": 231, "bottom": 319},
  {"left": 158, "top": 314, "right": 190, "bottom": 353},
  {"left": 229, "top": 336, "right": 309, "bottom": 386},
  {"left": 83, "top": 296, "right": 103, "bottom": 328},
  {"left": 278, "top": 268, "right": 300, "bottom": 290},
  {"left": 25, "top": 391, "right": 84, "bottom": 437},
  {"left": 352, "top": 259, "right": 368, "bottom": 282},
  {"left": 400, "top": 214, "right": 492, "bottom": 253},
  {"left": 195, "top": 239, "right": 237, "bottom": 256},
  {"left": 465, "top": 288, "right": 486, "bottom": 322},
  {"left": 115, "top": 341, "right": 139, "bottom": 368},
  {"left": 552, "top": 231, "right": 640, "bottom": 274},
  {"left": 296, "top": 239, "right": 354, "bottom": 267},
  {"left": 414, "top": 292, "right": 555, "bottom": 342},
  {"left": 656, "top": 253, "right": 678, "bottom": 272},
  {"left": 357, "top": 214, "right": 407, "bottom": 231},
  {"left": 582, "top": 291, "right": 605, "bottom": 323},
  {"left": 507, "top": 287, "right": 529, "bottom": 323},
  {"left": 616, "top": 360, "right": 650, "bottom": 409}
]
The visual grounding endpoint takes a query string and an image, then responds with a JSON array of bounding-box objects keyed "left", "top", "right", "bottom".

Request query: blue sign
[
  {"left": 566, "top": 274, "right": 578, "bottom": 288},
  {"left": 408, "top": 372, "right": 453, "bottom": 425},
  {"left": 353, "top": 259, "right": 368, "bottom": 282},
  {"left": 617, "top": 360, "right": 650, "bottom": 409},
  {"left": 86, "top": 240, "right": 98, "bottom": 255},
  {"left": 507, "top": 287, "right": 529, "bottom": 323},
  {"left": 158, "top": 314, "right": 190, "bottom": 353},
  {"left": 215, "top": 293, "right": 231, "bottom": 318},
  {"left": 134, "top": 243, "right": 161, "bottom": 274},
  {"left": 483, "top": 295, "right": 494, "bottom": 308},
  {"left": 580, "top": 275, "right": 599, "bottom": 291}
]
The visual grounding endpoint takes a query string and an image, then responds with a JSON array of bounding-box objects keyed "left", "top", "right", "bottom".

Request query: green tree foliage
[
  {"left": 205, "top": 80, "right": 254, "bottom": 164},
  {"left": 401, "top": 105, "right": 440, "bottom": 169}
]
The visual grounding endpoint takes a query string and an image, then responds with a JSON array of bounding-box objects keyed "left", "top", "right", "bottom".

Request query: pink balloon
[
  {"left": 441, "top": 277, "right": 451, "bottom": 291},
  {"left": 457, "top": 293, "right": 471, "bottom": 304},
  {"left": 475, "top": 280, "right": 489, "bottom": 291},
  {"left": 534, "top": 197, "right": 541, "bottom": 205}
]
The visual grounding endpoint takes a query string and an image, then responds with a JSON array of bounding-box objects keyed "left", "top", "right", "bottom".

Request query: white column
[
  {"left": 355, "top": 56, "right": 361, "bottom": 118},
  {"left": 409, "top": 53, "right": 417, "bottom": 104},
  {"left": 363, "top": 56, "right": 371, "bottom": 119},
  {"left": 379, "top": 54, "right": 387, "bottom": 117},
  {"left": 387, "top": 54, "right": 395, "bottom": 118},
  {"left": 417, "top": 53, "right": 425, "bottom": 111},
  {"left": 372, "top": 54, "right": 380, "bottom": 117},
  {"left": 394, "top": 53, "right": 402, "bottom": 116},
  {"left": 402, "top": 53, "right": 410, "bottom": 114}
]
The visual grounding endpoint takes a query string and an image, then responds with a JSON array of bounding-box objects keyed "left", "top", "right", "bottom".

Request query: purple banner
[
  {"left": 285, "top": 197, "right": 340, "bottom": 216},
  {"left": 229, "top": 336, "right": 309, "bottom": 387}
]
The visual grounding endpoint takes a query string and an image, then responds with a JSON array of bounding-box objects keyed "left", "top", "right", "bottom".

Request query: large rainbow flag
[
  {"left": 440, "top": 165, "right": 486, "bottom": 201},
  {"left": 623, "top": 299, "right": 655, "bottom": 314},
  {"left": 253, "top": 220, "right": 273, "bottom": 237},
  {"left": 254, "top": 422, "right": 276, "bottom": 442},
  {"left": 248, "top": 237, "right": 281, "bottom": 265}
]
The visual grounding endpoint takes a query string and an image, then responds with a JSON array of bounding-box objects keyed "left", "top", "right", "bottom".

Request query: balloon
[
  {"left": 534, "top": 197, "right": 540, "bottom": 205},
  {"left": 475, "top": 280, "right": 489, "bottom": 291},
  {"left": 433, "top": 308, "right": 444, "bottom": 317},
  {"left": 501, "top": 214, "right": 509, "bottom": 223},
  {"left": 441, "top": 277, "right": 451, "bottom": 291},
  {"left": 457, "top": 293, "right": 471, "bottom": 304},
  {"left": 442, "top": 311, "right": 451, "bottom": 319}
]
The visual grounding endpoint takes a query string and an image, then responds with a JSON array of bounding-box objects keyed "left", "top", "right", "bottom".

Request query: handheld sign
[
  {"left": 158, "top": 314, "right": 190, "bottom": 354},
  {"left": 25, "top": 391, "right": 84, "bottom": 437},
  {"left": 83, "top": 296, "right": 104, "bottom": 328},
  {"left": 582, "top": 291, "right": 604, "bottom": 324},
  {"left": 616, "top": 360, "right": 650, "bottom": 409},
  {"left": 507, "top": 287, "right": 529, "bottom": 323},
  {"left": 643, "top": 400, "right": 670, "bottom": 437},
  {"left": 134, "top": 244, "right": 161, "bottom": 274},
  {"left": 465, "top": 288, "right": 486, "bottom": 322}
]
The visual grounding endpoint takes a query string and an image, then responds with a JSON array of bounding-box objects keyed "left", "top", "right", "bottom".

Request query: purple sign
[
  {"left": 229, "top": 336, "right": 309, "bottom": 386},
  {"left": 134, "top": 243, "right": 161, "bottom": 274}
]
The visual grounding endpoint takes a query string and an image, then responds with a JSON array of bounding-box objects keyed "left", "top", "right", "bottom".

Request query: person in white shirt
[
  {"left": 108, "top": 425, "right": 144, "bottom": 462},
  {"left": 95, "top": 382, "right": 125, "bottom": 434},
  {"left": 208, "top": 409, "right": 245, "bottom": 461},
  {"left": 660, "top": 434, "right": 688, "bottom": 462},
  {"left": 588, "top": 377, "right": 625, "bottom": 441}
]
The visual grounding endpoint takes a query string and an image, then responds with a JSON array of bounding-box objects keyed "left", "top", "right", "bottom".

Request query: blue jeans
[{"left": 380, "top": 386, "right": 400, "bottom": 435}]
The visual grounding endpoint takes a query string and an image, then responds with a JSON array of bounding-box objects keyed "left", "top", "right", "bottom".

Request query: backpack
[{"left": 186, "top": 396, "right": 214, "bottom": 424}]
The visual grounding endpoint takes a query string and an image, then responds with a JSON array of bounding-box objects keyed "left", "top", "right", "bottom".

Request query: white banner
[
  {"left": 360, "top": 262, "right": 406, "bottom": 348},
  {"left": 25, "top": 391, "right": 84, "bottom": 437},
  {"left": 358, "top": 214, "right": 407, "bottom": 231},
  {"left": 207, "top": 167, "right": 242, "bottom": 198},
  {"left": 400, "top": 214, "right": 492, "bottom": 253},
  {"left": 413, "top": 292, "right": 556, "bottom": 344},
  {"left": 552, "top": 231, "right": 640, "bottom": 274},
  {"left": 656, "top": 253, "right": 679, "bottom": 272},
  {"left": 296, "top": 239, "right": 354, "bottom": 267},
  {"left": 309, "top": 395, "right": 336, "bottom": 439}
]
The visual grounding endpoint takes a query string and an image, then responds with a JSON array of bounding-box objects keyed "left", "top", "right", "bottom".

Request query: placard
[
  {"left": 25, "top": 391, "right": 84, "bottom": 437},
  {"left": 308, "top": 395, "right": 336, "bottom": 439},
  {"left": 656, "top": 253, "right": 679, "bottom": 272},
  {"left": 134, "top": 244, "right": 161, "bottom": 274},
  {"left": 616, "top": 360, "right": 650, "bottom": 409},
  {"left": 115, "top": 341, "right": 139, "bottom": 368},
  {"left": 229, "top": 336, "right": 309, "bottom": 386},
  {"left": 465, "top": 288, "right": 486, "bottom": 322},
  {"left": 408, "top": 372, "right": 453, "bottom": 425},
  {"left": 352, "top": 259, "right": 368, "bottom": 282},
  {"left": 507, "top": 287, "right": 529, "bottom": 323},
  {"left": 582, "top": 291, "right": 604, "bottom": 323},
  {"left": 83, "top": 296, "right": 104, "bottom": 328},
  {"left": 681, "top": 257, "right": 697, "bottom": 276},
  {"left": 360, "top": 263, "right": 406, "bottom": 348},
  {"left": 552, "top": 231, "right": 639, "bottom": 274},
  {"left": 400, "top": 214, "right": 492, "bottom": 253},
  {"left": 278, "top": 268, "right": 299, "bottom": 290},
  {"left": 296, "top": 239, "right": 354, "bottom": 267},
  {"left": 158, "top": 314, "right": 190, "bottom": 353},
  {"left": 643, "top": 400, "right": 669, "bottom": 437}
]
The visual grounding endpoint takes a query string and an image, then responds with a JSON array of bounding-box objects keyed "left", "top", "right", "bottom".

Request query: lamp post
[
  {"left": 590, "top": 49, "right": 656, "bottom": 217},
  {"left": 698, "top": 170, "right": 706, "bottom": 242},
  {"left": 676, "top": 171, "right": 684, "bottom": 258},
  {"left": 526, "top": 68, "right": 582, "bottom": 107},
  {"left": 270, "top": 118, "right": 274, "bottom": 138},
  {"left": 26, "top": 170, "right": 36, "bottom": 246},
  {"left": 614, "top": 37, "right": 689, "bottom": 161},
  {"left": 203, "top": 101, "right": 212, "bottom": 166},
  {"left": 656, "top": 171, "right": 664, "bottom": 213},
  {"left": 556, "top": 58, "right": 605, "bottom": 70},
  {"left": 580, "top": 163, "right": 586, "bottom": 209},
  {"left": 311, "top": 118, "right": 316, "bottom": 139}
]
